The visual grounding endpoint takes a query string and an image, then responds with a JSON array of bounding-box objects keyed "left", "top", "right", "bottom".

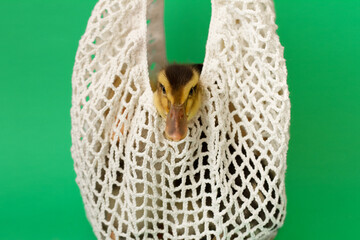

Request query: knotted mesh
[{"left": 71, "top": 0, "right": 290, "bottom": 239}]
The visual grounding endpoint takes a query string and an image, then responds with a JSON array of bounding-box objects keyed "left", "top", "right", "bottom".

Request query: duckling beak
[{"left": 165, "top": 103, "right": 187, "bottom": 141}]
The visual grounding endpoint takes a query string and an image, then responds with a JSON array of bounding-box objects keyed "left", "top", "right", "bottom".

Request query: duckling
[{"left": 153, "top": 64, "right": 203, "bottom": 141}]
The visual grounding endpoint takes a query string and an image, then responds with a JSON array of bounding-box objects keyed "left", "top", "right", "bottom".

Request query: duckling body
[{"left": 109, "top": 64, "right": 204, "bottom": 239}]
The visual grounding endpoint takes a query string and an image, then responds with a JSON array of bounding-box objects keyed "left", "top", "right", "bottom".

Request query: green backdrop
[{"left": 1, "top": 0, "right": 359, "bottom": 239}]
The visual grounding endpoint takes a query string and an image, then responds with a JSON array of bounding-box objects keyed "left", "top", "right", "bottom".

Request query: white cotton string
[{"left": 71, "top": 0, "right": 290, "bottom": 239}]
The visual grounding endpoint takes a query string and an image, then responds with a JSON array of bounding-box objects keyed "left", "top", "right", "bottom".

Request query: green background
[{"left": 1, "top": 0, "right": 359, "bottom": 239}]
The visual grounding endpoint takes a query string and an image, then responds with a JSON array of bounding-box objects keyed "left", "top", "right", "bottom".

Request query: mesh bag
[{"left": 70, "top": 0, "right": 290, "bottom": 239}]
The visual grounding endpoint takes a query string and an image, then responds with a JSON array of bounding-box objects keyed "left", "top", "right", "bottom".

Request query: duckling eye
[
  {"left": 189, "top": 85, "right": 197, "bottom": 97},
  {"left": 160, "top": 84, "right": 166, "bottom": 95}
]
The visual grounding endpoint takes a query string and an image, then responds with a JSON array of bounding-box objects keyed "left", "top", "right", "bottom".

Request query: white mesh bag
[{"left": 70, "top": 0, "right": 290, "bottom": 239}]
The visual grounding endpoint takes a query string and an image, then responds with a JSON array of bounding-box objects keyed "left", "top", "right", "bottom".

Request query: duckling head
[{"left": 153, "top": 64, "right": 202, "bottom": 141}]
